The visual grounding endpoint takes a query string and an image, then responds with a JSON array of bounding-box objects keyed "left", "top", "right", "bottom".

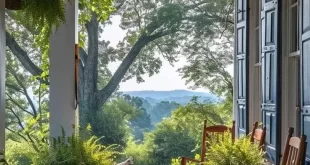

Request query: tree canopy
[{"left": 5, "top": 0, "right": 234, "bottom": 146}]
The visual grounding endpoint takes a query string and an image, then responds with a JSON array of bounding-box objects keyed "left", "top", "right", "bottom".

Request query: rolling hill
[{"left": 123, "top": 90, "right": 218, "bottom": 105}]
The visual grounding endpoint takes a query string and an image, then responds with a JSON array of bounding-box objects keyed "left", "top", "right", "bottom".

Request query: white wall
[
  {"left": 0, "top": 0, "right": 5, "bottom": 153},
  {"left": 49, "top": 0, "right": 77, "bottom": 138},
  {"left": 248, "top": 0, "right": 261, "bottom": 128}
]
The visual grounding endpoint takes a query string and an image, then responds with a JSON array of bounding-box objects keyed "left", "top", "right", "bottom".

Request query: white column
[
  {"left": 0, "top": 0, "right": 5, "bottom": 153},
  {"left": 49, "top": 0, "right": 77, "bottom": 138}
]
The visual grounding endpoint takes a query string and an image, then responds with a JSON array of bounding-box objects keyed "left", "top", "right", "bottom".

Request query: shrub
[
  {"left": 36, "top": 136, "right": 117, "bottom": 165},
  {"left": 0, "top": 151, "right": 8, "bottom": 165},
  {"left": 6, "top": 135, "right": 118, "bottom": 165},
  {"left": 206, "top": 133, "right": 265, "bottom": 165},
  {"left": 5, "top": 140, "right": 35, "bottom": 165},
  {"left": 171, "top": 133, "right": 265, "bottom": 165},
  {"left": 123, "top": 136, "right": 151, "bottom": 165},
  {"left": 171, "top": 154, "right": 200, "bottom": 165}
]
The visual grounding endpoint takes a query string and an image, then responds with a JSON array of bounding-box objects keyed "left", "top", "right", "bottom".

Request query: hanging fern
[{"left": 20, "top": 0, "right": 66, "bottom": 28}]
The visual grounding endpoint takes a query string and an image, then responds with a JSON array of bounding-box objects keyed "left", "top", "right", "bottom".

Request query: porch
[{"left": 0, "top": 0, "right": 309, "bottom": 164}]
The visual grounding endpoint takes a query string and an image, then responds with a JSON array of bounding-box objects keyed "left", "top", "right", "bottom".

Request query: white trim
[
  {"left": 288, "top": 51, "right": 300, "bottom": 57},
  {"left": 288, "top": 0, "right": 299, "bottom": 54},
  {"left": 0, "top": 0, "right": 5, "bottom": 153},
  {"left": 286, "top": 0, "right": 301, "bottom": 136},
  {"left": 49, "top": 0, "right": 77, "bottom": 138},
  {"left": 254, "top": 63, "right": 262, "bottom": 67},
  {"left": 233, "top": 0, "right": 238, "bottom": 136},
  {"left": 249, "top": 0, "right": 262, "bottom": 129}
]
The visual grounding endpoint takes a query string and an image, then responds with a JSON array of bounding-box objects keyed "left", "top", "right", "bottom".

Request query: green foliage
[
  {"left": 124, "top": 95, "right": 153, "bottom": 141},
  {"left": 122, "top": 99, "right": 232, "bottom": 165},
  {"left": 5, "top": 50, "right": 50, "bottom": 151},
  {"left": 117, "top": 0, "right": 234, "bottom": 85},
  {"left": 123, "top": 136, "right": 152, "bottom": 165},
  {"left": 0, "top": 151, "right": 8, "bottom": 165},
  {"left": 206, "top": 133, "right": 265, "bottom": 165},
  {"left": 177, "top": 0, "right": 234, "bottom": 99},
  {"left": 6, "top": 135, "right": 117, "bottom": 165},
  {"left": 79, "top": 0, "right": 114, "bottom": 23},
  {"left": 90, "top": 98, "right": 139, "bottom": 146},
  {"left": 170, "top": 133, "right": 265, "bottom": 165},
  {"left": 145, "top": 119, "right": 197, "bottom": 165},
  {"left": 148, "top": 101, "right": 179, "bottom": 125},
  {"left": 5, "top": 140, "right": 36, "bottom": 165},
  {"left": 15, "top": 0, "right": 65, "bottom": 28},
  {"left": 171, "top": 98, "right": 232, "bottom": 145},
  {"left": 171, "top": 154, "right": 201, "bottom": 165},
  {"left": 78, "top": 0, "right": 115, "bottom": 48}
]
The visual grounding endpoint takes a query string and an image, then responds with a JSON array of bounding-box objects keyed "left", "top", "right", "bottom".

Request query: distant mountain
[
  {"left": 124, "top": 90, "right": 212, "bottom": 99},
  {"left": 123, "top": 90, "right": 218, "bottom": 105}
]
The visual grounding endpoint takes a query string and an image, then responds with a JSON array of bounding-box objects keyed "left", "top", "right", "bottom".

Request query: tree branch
[
  {"left": 96, "top": 31, "right": 170, "bottom": 107},
  {"left": 9, "top": 68, "right": 37, "bottom": 117},
  {"left": 133, "top": 4, "right": 142, "bottom": 30},
  {"left": 8, "top": 108, "right": 25, "bottom": 130},
  {"left": 5, "top": 127, "right": 29, "bottom": 142},
  {"left": 6, "top": 82, "right": 22, "bottom": 92},
  {"left": 7, "top": 108, "right": 39, "bottom": 151},
  {"left": 6, "top": 94, "right": 34, "bottom": 116},
  {"left": 6, "top": 31, "right": 42, "bottom": 76},
  {"left": 6, "top": 31, "right": 49, "bottom": 85},
  {"left": 115, "top": 0, "right": 126, "bottom": 11}
]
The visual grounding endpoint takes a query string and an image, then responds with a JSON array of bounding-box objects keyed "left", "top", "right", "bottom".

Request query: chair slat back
[
  {"left": 250, "top": 122, "right": 267, "bottom": 148},
  {"left": 281, "top": 127, "right": 307, "bottom": 165},
  {"left": 200, "top": 120, "right": 235, "bottom": 162}
]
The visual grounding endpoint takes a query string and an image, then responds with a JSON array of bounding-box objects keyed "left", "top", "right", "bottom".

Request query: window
[{"left": 289, "top": 0, "right": 300, "bottom": 56}]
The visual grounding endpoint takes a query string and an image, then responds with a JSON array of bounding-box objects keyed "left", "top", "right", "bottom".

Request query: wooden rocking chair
[
  {"left": 280, "top": 127, "right": 307, "bottom": 165},
  {"left": 180, "top": 120, "right": 235, "bottom": 165},
  {"left": 250, "top": 122, "right": 266, "bottom": 148}
]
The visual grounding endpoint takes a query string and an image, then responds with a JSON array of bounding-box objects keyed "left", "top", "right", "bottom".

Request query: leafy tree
[
  {"left": 145, "top": 119, "right": 197, "bottom": 165},
  {"left": 148, "top": 101, "right": 179, "bottom": 125},
  {"left": 171, "top": 98, "right": 232, "bottom": 144},
  {"left": 5, "top": 51, "right": 49, "bottom": 152},
  {"left": 124, "top": 95, "right": 152, "bottom": 141},
  {"left": 177, "top": 0, "right": 234, "bottom": 99},
  {"left": 6, "top": 0, "right": 234, "bottom": 130},
  {"left": 90, "top": 98, "right": 139, "bottom": 146},
  {"left": 141, "top": 97, "right": 152, "bottom": 110}
]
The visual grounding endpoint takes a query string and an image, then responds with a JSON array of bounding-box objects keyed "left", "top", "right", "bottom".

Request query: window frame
[{"left": 288, "top": 0, "right": 300, "bottom": 57}]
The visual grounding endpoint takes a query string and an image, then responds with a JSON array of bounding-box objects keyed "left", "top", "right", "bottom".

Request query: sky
[{"left": 101, "top": 16, "right": 233, "bottom": 93}]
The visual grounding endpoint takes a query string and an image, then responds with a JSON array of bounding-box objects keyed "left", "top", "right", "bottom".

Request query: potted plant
[
  {"left": 5, "top": 0, "right": 66, "bottom": 29},
  {"left": 205, "top": 132, "right": 266, "bottom": 165}
]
